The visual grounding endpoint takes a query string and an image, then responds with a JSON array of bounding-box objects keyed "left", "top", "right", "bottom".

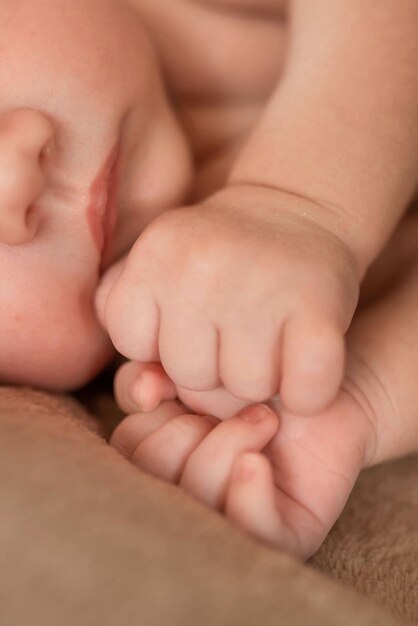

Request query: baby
[{"left": 1, "top": 0, "right": 418, "bottom": 559}]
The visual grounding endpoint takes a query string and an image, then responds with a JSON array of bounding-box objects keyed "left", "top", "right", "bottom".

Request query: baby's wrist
[
  {"left": 222, "top": 181, "right": 368, "bottom": 279},
  {"left": 228, "top": 118, "right": 413, "bottom": 277}
]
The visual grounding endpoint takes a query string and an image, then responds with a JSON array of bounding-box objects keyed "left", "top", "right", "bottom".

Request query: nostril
[
  {"left": 0, "top": 109, "right": 53, "bottom": 246},
  {"left": 39, "top": 142, "right": 52, "bottom": 167}
]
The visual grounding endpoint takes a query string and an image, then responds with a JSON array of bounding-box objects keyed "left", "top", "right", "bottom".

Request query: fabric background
[{"left": 0, "top": 383, "right": 416, "bottom": 626}]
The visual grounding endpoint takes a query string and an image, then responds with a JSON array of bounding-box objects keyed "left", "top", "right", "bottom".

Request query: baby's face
[{"left": 0, "top": 0, "right": 191, "bottom": 390}]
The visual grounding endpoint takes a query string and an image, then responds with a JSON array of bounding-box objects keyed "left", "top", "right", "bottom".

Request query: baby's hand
[
  {"left": 110, "top": 392, "right": 371, "bottom": 560},
  {"left": 99, "top": 184, "right": 360, "bottom": 414},
  {"left": 111, "top": 402, "right": 280, "bottom": 520}
]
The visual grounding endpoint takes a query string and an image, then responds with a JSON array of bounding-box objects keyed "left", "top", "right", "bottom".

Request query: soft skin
[
  {"left": 101, "top": 184, "right": 359, "bottom": 415},
  {"left": 96, "top": 0, "right": 418, "bottom": 558},
  {"left": 100, "top": 0, "right": 418, "bottom": 416},
  {"left": 0, "top": 0, "right": 191, "bottom": 390},
  {"left": 111, "top": 212, "right": 418, "bottom": 559},
  {"left": 1, "top": 0, "right": 418, "bottom": 561}
]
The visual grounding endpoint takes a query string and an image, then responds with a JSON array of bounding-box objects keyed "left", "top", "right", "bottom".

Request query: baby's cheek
[
  {"left": 0, "top": 316, "right": 113, "bottom": 391},
  {"left": 0, "top": 275, "right": 114, "bottom": 390},
  {"left": 113, "top": 102, "right": 193, "bottom": 262}
]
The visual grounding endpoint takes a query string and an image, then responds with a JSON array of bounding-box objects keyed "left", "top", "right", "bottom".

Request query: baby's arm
[{"left": 230, "top": 0, "right": 418, "bottom": 274}]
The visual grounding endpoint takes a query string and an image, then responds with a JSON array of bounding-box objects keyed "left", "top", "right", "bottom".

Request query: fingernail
[{"left": 238, "top": 404, "right": 274, "bottom": 424}]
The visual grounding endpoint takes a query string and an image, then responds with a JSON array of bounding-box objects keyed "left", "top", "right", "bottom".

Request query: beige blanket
[{"left": 0, "top": 383, "right": 416, "bottom": 626}]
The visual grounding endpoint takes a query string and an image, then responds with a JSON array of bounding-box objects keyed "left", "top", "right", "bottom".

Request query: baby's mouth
[{"left": 87, "top": 146, "right": 120, "bottom": 272}]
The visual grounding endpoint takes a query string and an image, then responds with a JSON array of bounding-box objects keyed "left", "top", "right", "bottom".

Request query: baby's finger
[
  {"left": 105, "top": 254, "right": 161, "bottom": 361},
  {"left": 178, "top": 385, "right": 249, "bottom": 421},
  {"left": 110, "top": 400, "right": 185, "bottom": 459},
  {"left": 226, "top": 451, "right": 330, "bottom": 560},
  {"left": 180, "top": 404, "right": 278, "bottom": 510},
  {"left": 219, "top": 322, "right": 281, "bottom": 402},
  {"left": 114, "top": 361, "right": 147, "bottom": 414},
  {"left": 225, "top": 453, "right": 287, "bottom": 548},
  {"left": 159, "top": 310, "right": 220, "bottom": 391},
  {"left": 95, "top": 255, "right": 128, "bottom": 328},
  {"left": 132, "top": 413, "right": 218, "bottom": 482},
  {"left": 280, "top": 317, "right": 345, "bottom": 415},
  {"left": 115, "top": 361, "right": 176, "bottom": 414}
]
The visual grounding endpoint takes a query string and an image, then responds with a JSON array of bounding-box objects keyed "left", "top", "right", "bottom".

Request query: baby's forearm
[{"left": 229, "top": 0, "right": 418, "bottom": 275}]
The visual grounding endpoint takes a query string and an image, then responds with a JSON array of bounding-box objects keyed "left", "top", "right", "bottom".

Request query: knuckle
[
  {"left": 137, "top": 211, "right": 224, "bottom": 288},
  {"left": 138, "top": 211, "right": 186, "bottom": 260}
]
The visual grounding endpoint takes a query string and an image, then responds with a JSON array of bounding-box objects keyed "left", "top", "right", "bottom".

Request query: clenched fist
[{"left": 97, "top": 184, "right": 360, "bottom": 415}]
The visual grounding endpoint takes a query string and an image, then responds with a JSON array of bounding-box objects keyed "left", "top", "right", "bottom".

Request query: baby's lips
[{"left": 94, "top": 255, "right": 128, "bottom": 328}]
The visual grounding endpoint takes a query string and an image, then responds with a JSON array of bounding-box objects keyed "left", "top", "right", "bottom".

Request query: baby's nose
[{"left": 0, "top": 109, "right": 53, "bottom": 245}]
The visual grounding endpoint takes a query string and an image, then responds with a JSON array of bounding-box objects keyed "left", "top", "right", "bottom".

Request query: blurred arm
[{"left": 229, "top": 0, "right": 418, "bottom": 274}]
